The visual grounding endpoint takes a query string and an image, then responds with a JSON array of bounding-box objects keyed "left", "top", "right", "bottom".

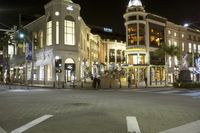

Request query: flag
[{"left": 26, "top": 42, "right": 32, "bottom": 61}]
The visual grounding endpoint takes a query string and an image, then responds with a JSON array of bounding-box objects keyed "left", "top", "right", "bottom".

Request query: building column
[
  {"left": 115, "top": 49, "right": 117, "bottom": 68},
  {"left": 107, "top": 48, "right": 110, "bottom": 70}
]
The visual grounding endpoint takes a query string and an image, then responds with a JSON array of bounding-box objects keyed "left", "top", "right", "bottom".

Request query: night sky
[{"left": 0, "top": 0, "right": 200, "bottom": 34}]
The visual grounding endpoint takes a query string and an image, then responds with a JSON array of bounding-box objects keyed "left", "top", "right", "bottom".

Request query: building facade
[
  {"left": 7, "top": 0, "right": 126, "bottom": 86},
  {"left": 124, "top": 0, "right": 200, "bottom": 87},
  {"left": 4, "top": 0, "right": 200, "bottom": 87}
]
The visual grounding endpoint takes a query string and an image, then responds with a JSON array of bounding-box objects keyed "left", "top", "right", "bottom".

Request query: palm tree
[{"left": 155, "top": 44, "right": 181, "bottom": 85}]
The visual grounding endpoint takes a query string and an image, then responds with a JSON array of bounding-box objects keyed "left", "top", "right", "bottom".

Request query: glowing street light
[{"left": 184, "top": 23, "right": 189, "bottom": 27}]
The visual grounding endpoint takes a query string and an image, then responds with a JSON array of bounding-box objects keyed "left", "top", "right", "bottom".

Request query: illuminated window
[
  {"left": 46, "top": 17, "right": 52, "bottom": 46},
  {"left": 39, "top": 31, "right": 43, "bottom": 48},
  {"left": 198, "top": 45, "right": 200, "bottom": 53},
  {"left": 174, "top": 32, "right": 177, "bottom": 37},
  {"left": 33, "top": 33, "right": 38, "bottom": 50},
  {"left": 194, "top": 44, "right": 197, "bottom": 53},
  {"left": 8, "top": 45, "right": 14, "bottom": 55},
  {"left": 189, "top": 43, "right": 192, "bottom": 53},
  {"left": 168, "top": 30, "right": 171, "bottom": 35},
  {"left": 174, "top": 56, "right": 178, "bottom": 66},
  {"left": 138, "top": 54, "right": 145, "bottom": 64},
  {"left": 128, "top": 24, "right": 137, "bottom": 45},
  {"left": 174, "top": 41, "right": 177, "bottom": 47},
  {"left": 128, "top": 54, "right": 137, "bottom": 64},
  {"left": 182, "top": 42, "right": 184, "bottom": 51},
  {"left": 139, "top": 24, "right": 145, "bottom": 45},
  {"left": 39, "top": 66, "right": 44, "bottom": 81},
  {"left": 182, "top": 34, "right": 184, "bottom": 38},
  {"left": 56, "top": 21, "right": 59, "bottom": 44},
  {"left": 149, "top": 24, "right": 164, "bottom": 47},
  {"left": 64, "top": 17, "right": 75, "bottom": 45},
  {"left": 47, "top": 64, "right": 52, "bottom": 81},
  {"left": 168, "top": 40, "right": 171, "bottom": 46},
  {"left": 169, "top": 56, "right": 172, "bottom": 67}
]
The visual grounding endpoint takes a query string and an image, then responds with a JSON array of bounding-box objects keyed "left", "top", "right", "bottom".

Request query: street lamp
[{"left": 183, "top": 21, "right": 200, "bottom": 32}]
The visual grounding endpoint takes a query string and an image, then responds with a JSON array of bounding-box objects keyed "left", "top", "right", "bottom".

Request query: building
[
  {"left": 124, "top": 0, "right": 200, "bottom": 87},
  {"left": 7, "top": 0, "right": 126, "bottom": 87},
  {"left": 4, "top": 0, "right": 200, "bottom": 87}
]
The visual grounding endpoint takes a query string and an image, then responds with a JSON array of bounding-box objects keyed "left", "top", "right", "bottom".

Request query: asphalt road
[{"left": 0, "top": 88, "right": 200, "bottom": 133}]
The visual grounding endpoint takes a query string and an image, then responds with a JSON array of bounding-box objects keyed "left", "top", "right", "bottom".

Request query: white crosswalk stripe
[{"left": 135, "top": 89, "right": 200, "bottom": 99}]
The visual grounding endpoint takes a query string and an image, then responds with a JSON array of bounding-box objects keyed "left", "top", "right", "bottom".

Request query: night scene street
[
  {"left": 0, "top": 86, "right": 200, "bottom": 133},
  {"left": 1, "top": 0, "right": 200, "bottom": 133}
]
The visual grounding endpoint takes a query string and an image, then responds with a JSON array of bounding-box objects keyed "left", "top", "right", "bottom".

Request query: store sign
[{"left": 26, "top": 42, "right": 32, "bottom": 61}]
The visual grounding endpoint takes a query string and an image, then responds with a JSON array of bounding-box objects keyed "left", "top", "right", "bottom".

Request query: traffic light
[{"left": 55, "top": 59, "right": 62, "bottom": 73}]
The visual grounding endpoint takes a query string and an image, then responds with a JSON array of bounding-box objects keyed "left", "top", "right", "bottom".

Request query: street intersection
[{"left": 0, "top": 87, "right": 200, "bottom": 133}]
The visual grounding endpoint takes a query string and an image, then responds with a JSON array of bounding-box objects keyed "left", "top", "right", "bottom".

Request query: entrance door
[
  {"left": 65, "top": 63, "right": 75, "bottom": 83},
  {"left": 129, "top": 67, "right": 146, "bottom": 87},
  {"left": 66, "top": 69, "right": 71, "bottom": 82}
]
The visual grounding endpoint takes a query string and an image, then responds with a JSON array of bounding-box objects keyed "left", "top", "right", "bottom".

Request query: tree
[{"left": 154, "top": 44, "right": 181, "bottom": 85}]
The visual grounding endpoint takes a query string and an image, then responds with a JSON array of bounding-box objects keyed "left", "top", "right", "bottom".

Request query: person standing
[
  {"left": 128, "top": 75, "right": 131, "bottom": 88},
  {"left": 144, "top": 77, "right": 147, "bottom": 88}
]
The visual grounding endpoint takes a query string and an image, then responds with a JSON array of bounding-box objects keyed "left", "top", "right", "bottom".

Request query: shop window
[
  {"left": 109, "top": 49, "right": 115, "bottom": 62},
  {"left": 138, "top": 54, "right": 145, "bottom": 64},
  {"left": 117, "top": 50, "right": 121, "bottom": 63},
  {"left": 128, "top": 54, "right": 137, "bottom": 65}
]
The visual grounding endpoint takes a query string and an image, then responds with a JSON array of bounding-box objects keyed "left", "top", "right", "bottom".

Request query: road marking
[
  {"left": 154, "top": 90, "right": 181, "bottom": 94},
  {"left": 0, "top": 127, "right": 7, "bottom": 133},
  {"left": 11, "top": 114, "right": 53, "bottom": 133},
  {"left": 159, "top": 120, "right": 200, "bottom": 133},
  {"left": 126, "top": 116, "right": 141, "bottom": 133},
  {"left": 181, "top": 92, "right": 200, "bottom": 97}
]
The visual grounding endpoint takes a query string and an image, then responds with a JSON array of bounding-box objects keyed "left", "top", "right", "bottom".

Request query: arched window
[
  {"left": 64, "top": 16, "right": 75, "bottom": 45},
  {"left": 46, "top": 16, "right": 52, "bottom": 46}
]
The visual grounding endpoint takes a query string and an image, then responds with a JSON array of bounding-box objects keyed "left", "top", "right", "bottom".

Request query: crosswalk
[{"left": 134, "top": 88, "right": 200, "bottom": 99}]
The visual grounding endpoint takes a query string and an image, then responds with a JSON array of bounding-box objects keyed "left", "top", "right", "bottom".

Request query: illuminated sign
[
  {"left": 103, "top": 28, "right": 113, "bottom": 33},
  {"left": 66, "top": 5, "right": 73, "bottom": 11}
]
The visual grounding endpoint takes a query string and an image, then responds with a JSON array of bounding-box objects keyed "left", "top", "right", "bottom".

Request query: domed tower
[
  {"left": 124, "top": 0, "right": 167, "bottom": 87},
  {"left": 123, "top": 0, "right": 149, "bottom": 87}
]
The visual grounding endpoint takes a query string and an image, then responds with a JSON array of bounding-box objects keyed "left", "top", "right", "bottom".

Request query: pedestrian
[
  {"left": 144, "top": 77, "right": 147, "bottom": 88},
  {"left": 128, "top": 75, "right": 131, "bottom": 88},
  {"left": 97, "top": 76, "right": 101, "bottom": 89},
  {"left": 93, "top": 75, "right": 97, "bottom": 89}
]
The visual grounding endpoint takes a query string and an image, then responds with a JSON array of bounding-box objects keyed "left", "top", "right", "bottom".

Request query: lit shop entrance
[
  {"left": 149, "top": 66, "right": 166, "bottom": 85},
  {"left": 127, "top": 66, "right": 147, "bottom": 87},
  {"left": 65, "top": 58, "right": 75, "bottom": 83}
]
